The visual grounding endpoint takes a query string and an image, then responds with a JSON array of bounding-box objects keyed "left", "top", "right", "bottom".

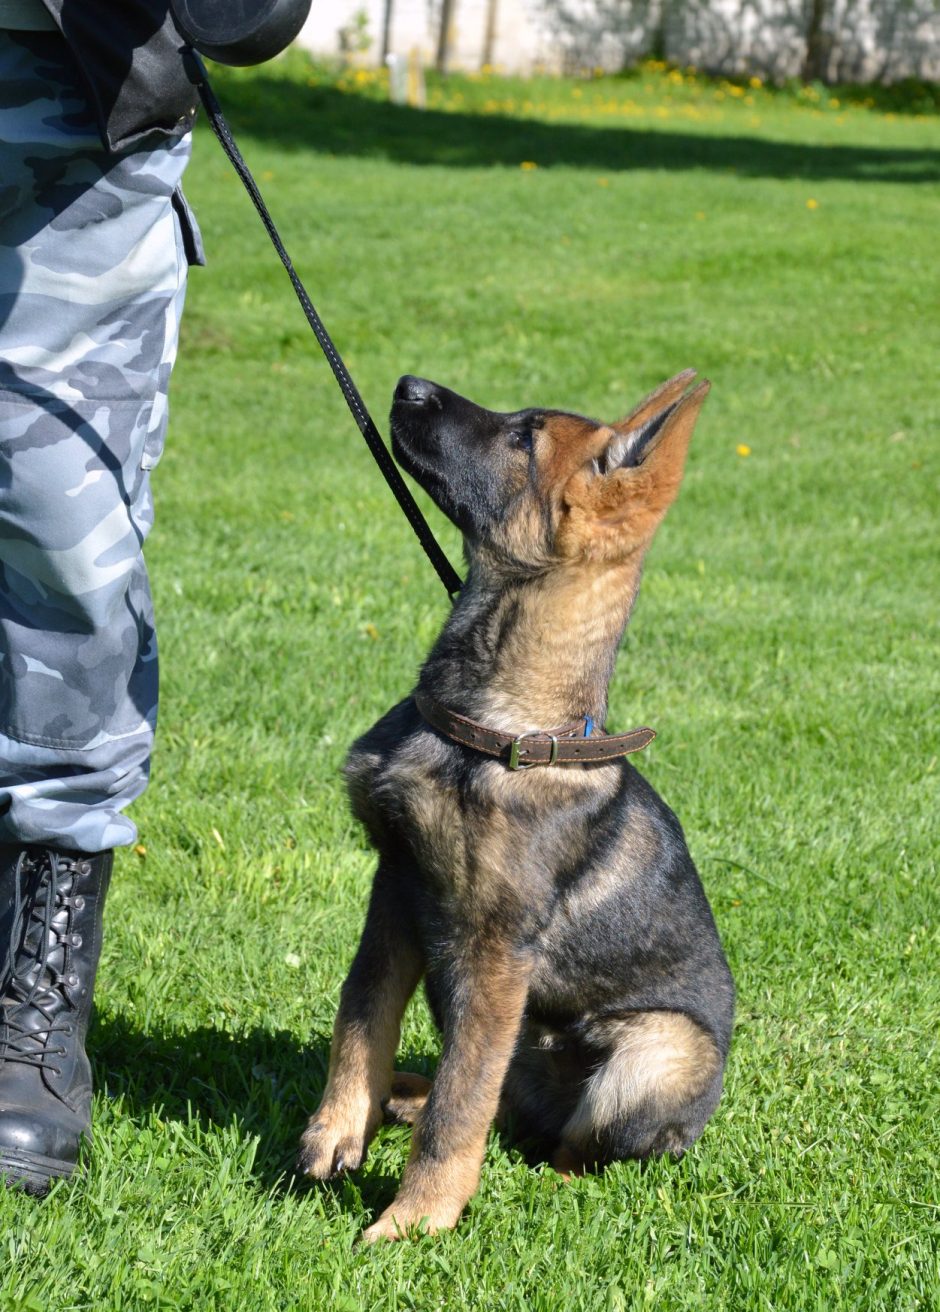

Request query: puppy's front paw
[
  {"left": 360, "top": 1195, "right": 462, "bottom": 1242},
  {"left": 360, "top": 1211, "right": 409, "bottom": 1244},
  {"left": 296, "top": 1102, "right": 379, "bottom": 1180}
]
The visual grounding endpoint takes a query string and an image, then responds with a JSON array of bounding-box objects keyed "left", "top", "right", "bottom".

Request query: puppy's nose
[{"left": 395, "top": 375, "right": 440, "bottom": 408}]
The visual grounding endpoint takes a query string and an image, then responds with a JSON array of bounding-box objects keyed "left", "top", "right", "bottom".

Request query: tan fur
[
  {"left": 298, "top": 941, "right": 423, "bottom": 1179},
  {"left": 559, "top": 804, "right": 660, "bottom": 919},
  {"left": 556, "top": 382, "right": 710, "bottom": 562},
  {"left": 302, "top": 371, "right": 727, "bottom": 1239},
  {"left": 381, "top": 724, "right": 620, "bottom": 922},
  {"left": 473, "top": 559, "right": 643, "bottom": 731},
  {"left": 392, "top": 763, "right": 468, "bottom": 880},
  {"left": 558, "top": 1010, "right": 720, "bottom": 1164},
  {"left": 383, "top": 1071, "right": 433, "bottom": 1125},
  {"left": 614, "top": 368, "right": 699, "bottom": 433},
  {"left": 363, "top": 952, "right": 532, "bottom": 1242},
  {"left": 362, "top": 1140, "right": 486, "bottom": 1241},
  {"left": 539, "top": 413, "right": 611, "bottom": 492}
]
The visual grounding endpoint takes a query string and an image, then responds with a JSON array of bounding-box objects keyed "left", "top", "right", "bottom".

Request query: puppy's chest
[
  {"left": 357, "top": 743, "right": 528, "bottom": 901},
  {"left": 346, "top": 727, "right": 619, "bottom": 914}
]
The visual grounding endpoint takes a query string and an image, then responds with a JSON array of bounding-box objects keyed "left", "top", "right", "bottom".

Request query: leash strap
[{"left": 183, "top": 50, "right": 464, "bottom": 600}]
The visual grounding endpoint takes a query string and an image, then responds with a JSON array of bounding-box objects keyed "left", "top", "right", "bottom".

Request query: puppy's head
[{"left": 390, "top": 370, "right": 709, "bottom": 574}]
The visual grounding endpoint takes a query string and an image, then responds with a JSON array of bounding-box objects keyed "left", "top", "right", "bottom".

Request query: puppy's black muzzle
[
  {"left": 394, "top": 375, "right": 443, "bottom": 411},
  {"left": 390, "top": 377, "right": 529, "bottom": 541},
  {"left": 391, "top": 376, "right": 496, "bottom": 455},
  {"left": 390, "top": 376, "right": 445, "bottom": 471}
]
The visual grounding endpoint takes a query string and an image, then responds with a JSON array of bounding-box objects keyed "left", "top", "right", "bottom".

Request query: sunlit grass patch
[{"left": 5, "top": 50, "right": 938, "bottom": 1312}]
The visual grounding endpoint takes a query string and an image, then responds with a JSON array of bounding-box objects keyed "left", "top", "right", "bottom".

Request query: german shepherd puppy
[{"left": 298, "top": 370, "right": 735, "bottom": 1241}]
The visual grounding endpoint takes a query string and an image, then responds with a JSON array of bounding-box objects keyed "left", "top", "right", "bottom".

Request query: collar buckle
[{"left": 508, "top": 732, "right": 559, "bottom": 771}]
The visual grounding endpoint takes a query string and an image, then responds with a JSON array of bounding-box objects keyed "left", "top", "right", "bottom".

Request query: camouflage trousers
[{"left": 0, "top": 30, "right": 200, "bottom": 851}]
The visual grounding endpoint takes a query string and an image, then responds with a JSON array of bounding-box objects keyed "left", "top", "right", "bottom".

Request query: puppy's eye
[{"left": 510, "top": 429, "right": 533, "bottom": 452}]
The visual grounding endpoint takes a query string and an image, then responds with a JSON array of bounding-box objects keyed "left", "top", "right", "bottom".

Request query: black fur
[{"left": 300, "top": 373, "right": 735, "bottom": 1235}]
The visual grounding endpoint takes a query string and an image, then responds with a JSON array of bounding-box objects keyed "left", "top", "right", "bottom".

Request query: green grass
[{"left": 5, "top": 56, "right": 939, "bottom": 1311}]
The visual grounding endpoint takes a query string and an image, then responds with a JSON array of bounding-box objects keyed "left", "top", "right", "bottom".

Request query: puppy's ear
[
  {"left": 603, "top": 377, "right": 709, "bottom": 499},
  {"left": 615, "top": 367, "right": 699, "bottom": 436},
  {"left": 559, "top": 377, "right": 710, "bottom": 559}
]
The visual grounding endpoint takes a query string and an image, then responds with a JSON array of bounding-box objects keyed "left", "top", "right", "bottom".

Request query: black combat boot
[{"left": 0, "top": 845, "right": 112, "bottom": 1195}]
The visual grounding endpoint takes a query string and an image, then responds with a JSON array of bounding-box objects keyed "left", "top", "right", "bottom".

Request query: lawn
[{"left": 4, "top": 55, "right": 938, "bottom": 1311}]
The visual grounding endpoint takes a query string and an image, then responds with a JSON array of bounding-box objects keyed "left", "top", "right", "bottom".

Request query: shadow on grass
[
  {"left": 89, "top": 1011, "right": 659, "bottom": 1219},
  {"left": 210, "top": 72, "right": 940, "bottom": 185},
  {"left": 90, "top": 1010, "right": 434, "bottom": 1208}
]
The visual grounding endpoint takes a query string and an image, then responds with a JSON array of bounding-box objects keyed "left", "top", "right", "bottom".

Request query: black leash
[{"left": 183, "top": 50, "right": 463, "bottom": 600}]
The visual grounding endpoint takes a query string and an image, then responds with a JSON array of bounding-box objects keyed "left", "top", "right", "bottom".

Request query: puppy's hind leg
[
  {"left": 383, "top": 1071, "right": 433, "bottom": 1125},
  {"left": 498, "top": 1021, "right": 585, "bottom": 1149},
  {"left": 552, "top": 1011, "right": 724, "bottom": 1174},
  {"left": 298, "top": 860, "right": 423, "bottom": 1179}
]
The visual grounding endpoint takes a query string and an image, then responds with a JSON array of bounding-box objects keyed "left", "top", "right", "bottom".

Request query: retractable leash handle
[
  {"left": 179, "top": 47, "right": 464, "bottom": 600},
  {"left": 171, "top": 0, "right": 312, "bottom": 67}
]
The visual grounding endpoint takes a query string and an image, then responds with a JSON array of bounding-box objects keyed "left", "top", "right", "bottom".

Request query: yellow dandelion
[
  {"left": 806, "top": 197, "right": 819, "bottom": 209},
  {"left": 597, "top": 177, "right": 610, "bottom": 186},
  {"left": 134, "top": 844, "right": 147, "bottom": 857},
  {"left": 749, "top": 76, "right": 762, "bottom": 88},
  {"left": 736, "top": 444, "right": 751, "bottom": 457},
  {"left": 363, "top": 622, "right": 379, "bottom": 640},
  {"left": 695, "top": 210, "right": 706, "bottom": 220},
  {"left": 520, "top": 160, "right": 538, "bottom": 171}
]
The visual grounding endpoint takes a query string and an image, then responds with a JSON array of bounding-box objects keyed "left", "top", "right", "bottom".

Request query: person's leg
[
  {"left": 0, "top": 28, "right": 196, "bottom": 849},
  {"left": 0, "top": 28, "right": 196, "bottom": 1192}
]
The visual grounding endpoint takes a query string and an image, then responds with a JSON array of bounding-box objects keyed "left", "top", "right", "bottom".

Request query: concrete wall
[
  {"left": 298, "top": 0, "right": 551, "bottom": 71},
  {"left": 297, "top": 0, "right": 940, "bottom": 82},
  {"left": 661, "top": 0, "right": 940, "bottom": 83}
]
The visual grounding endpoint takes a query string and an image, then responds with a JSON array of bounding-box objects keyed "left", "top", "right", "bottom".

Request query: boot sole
[{"left": 0, "top": 1146, "right": 75, "bottom": 1196}]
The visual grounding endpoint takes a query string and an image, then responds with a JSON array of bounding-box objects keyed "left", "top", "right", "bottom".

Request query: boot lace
[{"left": 0, "top": 850, "right": 87, "bottom": 1075}]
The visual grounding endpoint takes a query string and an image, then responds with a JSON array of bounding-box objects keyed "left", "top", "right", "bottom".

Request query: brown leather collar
[{"left": 414, "top": 692, "right": 655, "bottom": 770}]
